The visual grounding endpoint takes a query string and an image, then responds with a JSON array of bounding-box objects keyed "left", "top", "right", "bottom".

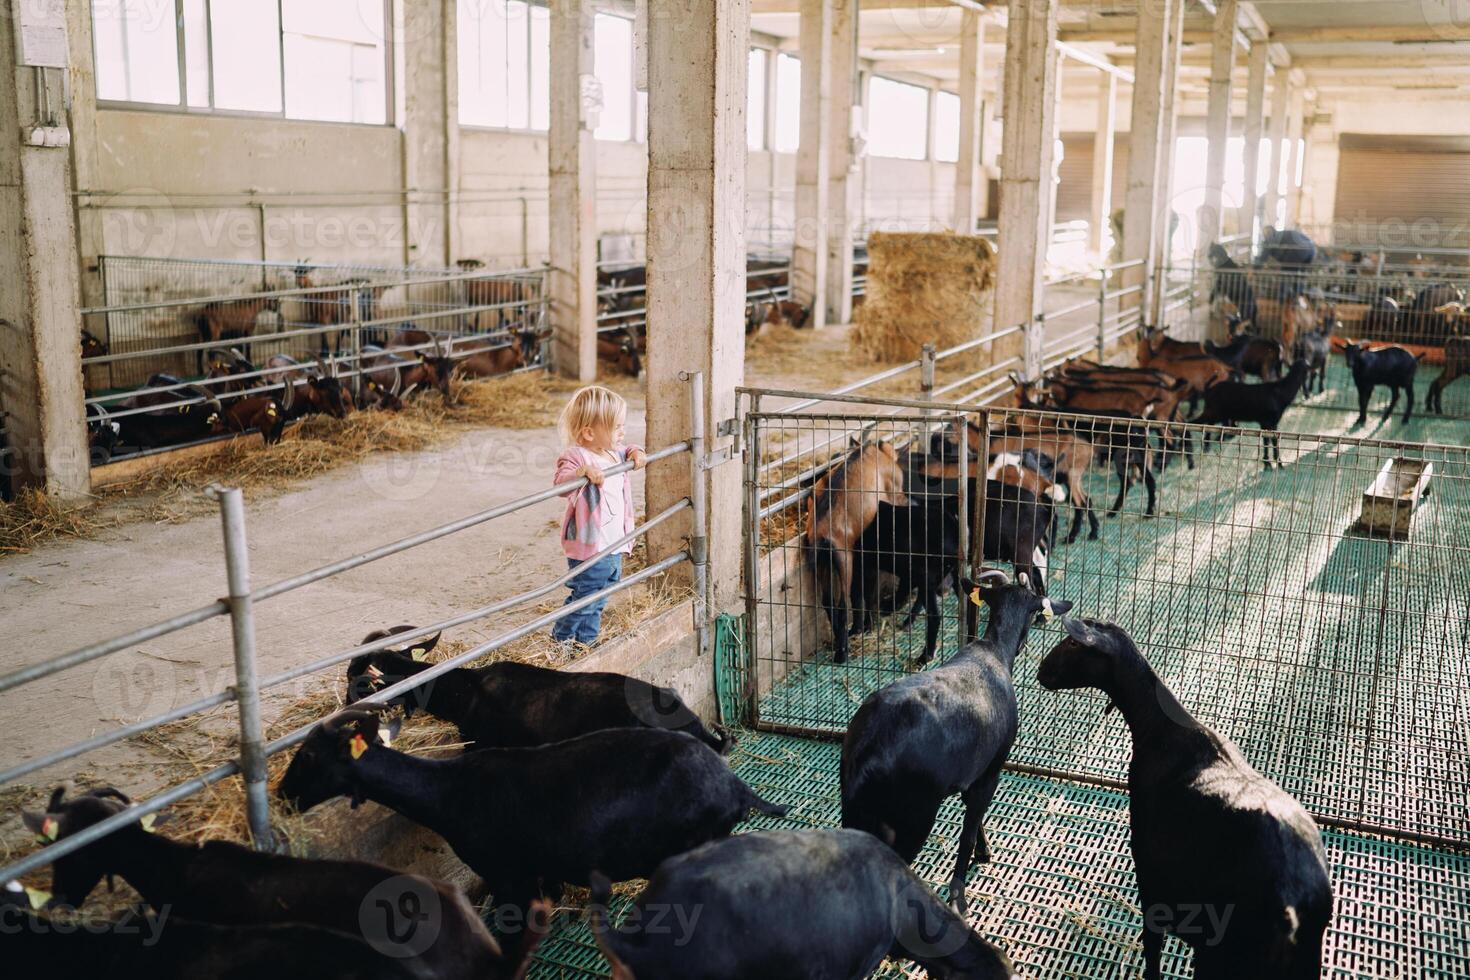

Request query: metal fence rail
[
  {"left": 739, "top": 387, "right": 1470, "bottom": 849},
  {"left": 0, "top": 377, "right": 709, "bottom": 883}
]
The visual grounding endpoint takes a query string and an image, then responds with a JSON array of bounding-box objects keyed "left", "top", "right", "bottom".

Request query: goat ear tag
[
  {"left": 139, "top": 814, "right": 157, "bottom": 833},
  {"left": 409, "top": 647, "right": 428, "bottom": 662},
  {"left": 25, "top": 886, "right": 51, "bottom": 910},
  {"left": 1041, "top": 599, "right": 1056, "bottom": 622},
  {"left": 376, "top": 728, "right": 393, "bottom": 748},
  {"left": 350, "top": 733, "right": 369, "bottom": 759},
  {"left": 968, "top": 587, "right": 984, "bottom": 607},
  {"left": 40, "top": 817, "right": 58, "bottom": 842}
]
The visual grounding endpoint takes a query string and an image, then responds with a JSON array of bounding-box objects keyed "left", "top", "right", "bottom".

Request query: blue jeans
[{"left": 551, "top": 553, "right": 623, "bottom": 644}]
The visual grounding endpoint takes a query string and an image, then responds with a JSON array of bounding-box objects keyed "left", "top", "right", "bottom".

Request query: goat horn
[
  {"left": 87, "top": 787, "right": 134, "bottom": 806},
  {"left": 278, "top": 375, "right": 295, "bottom": 414},
  {"left": 400, "top": 382, "right": 419, "bottom": 400},
  {"left": 389, "top": 368, "right": 403, "bottom": 397},
  {"left": 975, "top": 568, "right": 1012, "bottom": 587}
]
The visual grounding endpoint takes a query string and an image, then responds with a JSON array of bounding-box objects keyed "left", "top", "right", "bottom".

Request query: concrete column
[
  {"left": 1089, "top": 71, "right": 1117, "bottom": 257},
  {"left": 825, "top": 0, "right": 857, "bottom": 324},
  {"left": 1150, "top": 1, "right": 1185, "bottom": 319},
  {"left": 952, "top": 10, "right": 986, "bottom": 234},
  {"left": 996, "top": 0, "right": 1060, "bottom": 379},
  {"left": 1044, "top": 48, "right": 1065, "bottom": 243},
  {"left": 1121, "top": 0, "right": 1177, "bottom": 322},
  {"left": 401, "top": 0, "right": 460, "bottom": 267},
  {"left": 1285, "top": 85, "right": 1306, "bottom": 226},
  {"left": 1264, "top": 70, "right": 1290, "bottom": 231},
  {"left": 63, "top": 2, "right": 104, "bottom": 311},
  {"left": 0, "top": 17, "right": 89, "bottom": 497},
  {"left": 1196, "top": 0, "right": 1237, "bottom": 263},
  {"left": 549, "top": 0, "right": 598, "bottom": 381},
  {"left": 792, "top": 0, "right": 833, "bottom": 329},
  {"left": 644, "top": 0, "right": 747, "bottom": 605},
  {"left": 1239, "top": 46, "right": 1269, "bottom": 245}
]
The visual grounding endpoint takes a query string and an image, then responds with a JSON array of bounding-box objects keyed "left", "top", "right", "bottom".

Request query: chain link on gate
[{"left": 740, "top": 387, "right": 1470, "bottom": 850}]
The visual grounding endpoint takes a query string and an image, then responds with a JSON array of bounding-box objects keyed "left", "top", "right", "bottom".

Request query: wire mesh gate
[{"left": 741, "top": 390, "right": 1470, "bottom": 848}]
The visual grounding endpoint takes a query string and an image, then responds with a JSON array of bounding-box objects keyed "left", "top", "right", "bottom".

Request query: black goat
[
  {"left": 848, "top": 494, "right": 962, "bottom": 664},
  {"left": 842, "top": 571, "right": 1071, "bottom": 914},
  {"left": 590, "top": 830, "right": 1020, "bottom": 980},
  {"left": 1343, "top": 342, "right": 1423, "bottom": 425},
  {"left": 1361, "top": 293, "right": 1401, "bottom": 342},
  {"left": 1193, "top": 359, "right": 1311, "bottom": 468},
  {"left": 1037, "top": 619, "right": 1332, "bottom": 980},
  {"left": 3, "top": 904, "right": 439, "bottom": 979},
  {"left": 1054, "top": 409, "right": 1158, "bottom": 517},
  {"left": 1292, "top": 311, "right": 1333, "bottom": 397},
  {"left": 1207, "top": 243, "right": 1258, "bottom": 325},
  {"left": 19, "top": 786, "right": 538, "bottom": 979},
  {"left": 343, "top": 626, "right": 731, "bottom": 754},
  {"left": 277, "top": 711, "right": 786, "bottom": 918}
]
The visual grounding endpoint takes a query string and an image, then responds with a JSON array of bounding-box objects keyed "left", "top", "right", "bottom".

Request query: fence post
[
  {"left": 349, "top": 285, "right": 364, "bottom": 402},
  {"left": 1187, "top": 246, "right": 1199, "bottom": 329},
  {"left": 682, "top": 371, "right": 710, "bottom": 657},
  {"left": 919, "top": 342, "right": 936, "bottom": 421},
  {"left": 954, "top": 412, "right": 969, "bottom": 654},
  {"left": 740, "top": 392, "right": 762, "bottom": 724},
  {"left": 212, "top": 486, "right": 274, "bottom": 850},
  {"left": 1097, "top": 270, "right": 1109, "bottom": 361},
  {"left": 1024, "top": 312, "right": 1045, "bottom": 381}
]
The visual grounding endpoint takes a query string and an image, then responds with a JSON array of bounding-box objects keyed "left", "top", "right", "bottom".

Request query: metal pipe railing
[{"left": 1, "top": 375, "right": 707, "bottom": 884}]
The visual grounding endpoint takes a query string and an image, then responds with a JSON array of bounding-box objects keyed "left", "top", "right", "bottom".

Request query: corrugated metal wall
[
  {"left": 1334, "top": 135, "right": 1470, "bottom": 249},
  {"left": 1055, "top": 133, "right": 1131, "bottom": 224}
]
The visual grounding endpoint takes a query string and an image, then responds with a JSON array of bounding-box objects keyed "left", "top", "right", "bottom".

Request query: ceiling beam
[
  {"left": 753, "top": 0, "right": 983, "bottom": 12},
  {"left": 1292, "top": 54, "right": 1470, "bottom": 70},
  {"left": 1269, "top": 25, "right": 1470, "bottom": 44},
  {"left": 1057, "top": 40, "right": 1135, "bottom": 82}
]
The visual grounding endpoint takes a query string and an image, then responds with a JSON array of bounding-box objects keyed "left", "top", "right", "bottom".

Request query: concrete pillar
[
  {"left": 953, "top": 10, "right": 987, "bottom": 234},
  {"left": 0, "top": 15, "right": 90, "bottom": 497},
  {"left": 1121, "top": 0, "right": 1177, "bottom": 322},
  {"left": 1150, "top": 1, "right": 1185, "bottom": 319},
  {"left": 1239, "top": 46, "right": 1269, "bottom": 245},
  {"left": 63, "top": 2, "right": 104, "bottom": 311},
  {"left": 644, "top": 0, "right": 747, "bottom": 606},
  {"left": 1196, "top": 0, "right": 1237, "bottom": 264},
  {"left": 1044, "top": 48, "right": 1065, "bottom": 243},
  {"left": 401, "top": 0, "right": 460, "bottom": 267},
  {"left": 825, "top": 0, "right": 857, "bottom": 324},
  {"left": 549, "top": 0, "right": 598, "bottom": 381},
  {"left": 996, "top": 0, "right": 1060, "bottom": 379},
  {"left": 792, "top": 0, "right": 833, "bottom": 329},
  {"left": 1264, "top": 69, "right": 1290, "bottom": 231},
  {"left": 1285, "top": 85, "right": 1306, "bottom": 227},
  {"left": 1089, "top": 71, "right": 1117, "bottom": 257}
]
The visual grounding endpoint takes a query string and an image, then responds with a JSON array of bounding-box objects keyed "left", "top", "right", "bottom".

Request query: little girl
[{"left": 551, "top": 385, "right": 647, "bottom": 652}]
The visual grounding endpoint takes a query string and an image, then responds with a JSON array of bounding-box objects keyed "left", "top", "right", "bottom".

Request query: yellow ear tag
[
  {"left": 969, "top": 587, "right": 984, "bottom": 607},
  {"left": 140, "top": 814, "right": 157, "bottom": 833},
  {"left": 377, "top": 728, "right": 393, "bottom": 748},
  {"left": 350, "top": 733, "right": 369, "bottom": 759},
  {"left": 409, "top": 647, "right": 428, "bottom": 662},
  {"left": 40, "top": 816, "right": 59, "bottom": 842},
  {"left": 25, "top": 887, "right": 51, "bottom": 910}
]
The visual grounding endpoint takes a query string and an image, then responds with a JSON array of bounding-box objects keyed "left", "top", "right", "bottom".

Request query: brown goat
[
  {"left": 190, "top": 297, "right": 279, "bottom": 372},
  {"left": 1427, "top": 336, "right": 1470, "bottom": 414},
  {"left": 598, "top": 332, "right": 643, "bottom": 377},
  {"left": 806, "top": 440, "right": 908, "bottom": 663},
  {"left": 457, "top": 259, "right": 535, "bottom": 331},
  {"left": 210, "top": 395, "right": 287, "bottom": 445}
]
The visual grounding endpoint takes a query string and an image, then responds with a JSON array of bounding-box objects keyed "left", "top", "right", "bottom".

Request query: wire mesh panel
[
  {"left": 746, "top": 410, "right": 974, "bottom": 734},
  {"left": 743, "top": 390, "right": 1470, "bottom": 847}
]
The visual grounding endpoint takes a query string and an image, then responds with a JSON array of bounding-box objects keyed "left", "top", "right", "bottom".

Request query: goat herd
[
  {"left": 9, "top": 577, "right": 1332, "bottom": 979},
  {"left": 85, "top": 325, "right": 541, "bottom": 463}
]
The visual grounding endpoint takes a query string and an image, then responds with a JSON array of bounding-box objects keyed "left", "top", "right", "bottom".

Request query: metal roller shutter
[
  {"left": 1056, "top": 134, "right": 1130, "bottom": 226},
  {"left": 1333, "top": 134, "right": 1470, "bottom": 250}
]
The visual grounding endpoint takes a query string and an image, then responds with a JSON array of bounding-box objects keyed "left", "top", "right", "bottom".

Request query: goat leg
[
  {"left": 1142, "top": 465, "right": 1157, "bottom": 516},
  {"left": 917, "top": 586, "right": 942, "bottom": 664},
  {"left": 947, "top": 799, "right": 984, "bottom": 916},
  {"left": 1382, "top": 385, "right": 1400, "bottom": 422},
  {"left": 1403, "top": 384, "right": 1414, "bottom": 423},
  {"left": 1141, "top": 926, "right": 1165, "bottom": 980}
]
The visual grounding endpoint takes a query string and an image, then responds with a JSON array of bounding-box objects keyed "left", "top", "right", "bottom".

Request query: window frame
[
  {"left": 457, "top": 0, "right": 551, "bottom": 136},
  {"left": 933, "top": 89, "right": 960, "bottom": 164},
  {"left": 92, "top": 0, "right": 395, "bottom": 127},
  {"left": 592, "top": 10, "right": 639, "bottom": 144}
]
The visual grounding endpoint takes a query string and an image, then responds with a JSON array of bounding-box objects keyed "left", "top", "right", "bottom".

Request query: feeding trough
[{"left": 1352, "top": 457, "right": 1433, "bottom": 538}]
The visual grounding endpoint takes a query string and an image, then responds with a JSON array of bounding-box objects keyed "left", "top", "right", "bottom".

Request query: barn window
[
  {"left": 594, "top": 13, "right": 636, "bottom": 141},
  {"left": 774, "top": 54, "right": 801, "bottom": 154},
  {"left": 933, "top": 91, "right": 961, "bottom": 163},
  {"left": 91, "top": 0, "right": 390, "bottom": 123},
  {"left": 748, "top": 48, "right": 769, "bottom": 151},
  {"left": 458, "top": 0, "right": 549, "bottom": 131},
  {"left": 867, "top": 76, "right": 930, "bottom": 161},
  {"left": 91, "top": 0, "right": 182, "bottom": 106}
]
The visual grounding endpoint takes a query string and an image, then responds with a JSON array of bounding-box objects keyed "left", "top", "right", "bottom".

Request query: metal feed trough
[{"left": 1353, "top": 457, "right": 1433, "bottom": 538}]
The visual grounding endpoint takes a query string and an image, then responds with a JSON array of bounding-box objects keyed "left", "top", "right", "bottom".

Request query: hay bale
[{"left": 852, "top": 231, "right": 997, "bottom": 363}]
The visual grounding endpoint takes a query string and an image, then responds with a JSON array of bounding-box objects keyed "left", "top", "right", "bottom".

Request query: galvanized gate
[{"left": 740, "top": 387, "right": 1470, "bottom": 849}]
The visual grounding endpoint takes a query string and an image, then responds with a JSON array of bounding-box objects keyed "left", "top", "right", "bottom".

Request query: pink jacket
[{"left": 553, "top": 445, "right": 642, "bottom": 560}]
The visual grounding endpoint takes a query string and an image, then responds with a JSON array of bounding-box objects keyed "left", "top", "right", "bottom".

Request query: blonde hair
[{"left": 558, "top": 385, "right": 627, "bottom": 446}]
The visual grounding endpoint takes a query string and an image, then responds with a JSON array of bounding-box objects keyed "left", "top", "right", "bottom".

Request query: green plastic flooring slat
[
  {"left": 524, "top": 731, "right": 1470, "bottom": 979},
  {"left": 749, "top": 363, "right": 1470, "bottom": 845}
]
